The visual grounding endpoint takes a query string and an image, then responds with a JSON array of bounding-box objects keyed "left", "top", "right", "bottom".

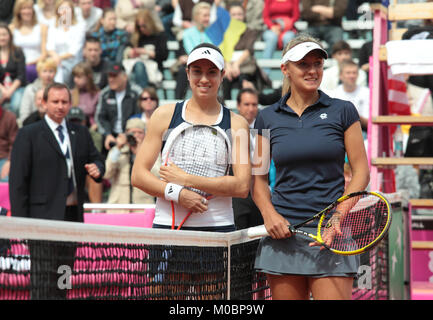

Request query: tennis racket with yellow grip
[{"left": 247, "top": 191, "right": 392, "bottom": 256}]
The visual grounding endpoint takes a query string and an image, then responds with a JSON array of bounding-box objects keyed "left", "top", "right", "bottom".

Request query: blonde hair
[
  {"left": 192, "top": 2, "right": 211, "bottom": 29},
  {"left": 36, "top": 57, "right": 58, "bottom": 73},
  {"left": 281, "top": 33, "right": 324, "bottom": 96},
  {"left": 11, "top": 0, "right": 38, "bottom": 29}
]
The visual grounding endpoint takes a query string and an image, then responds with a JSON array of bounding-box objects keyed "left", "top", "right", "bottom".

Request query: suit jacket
[{"left": 9, "top": 119, "right": 105, "bottom": 222}]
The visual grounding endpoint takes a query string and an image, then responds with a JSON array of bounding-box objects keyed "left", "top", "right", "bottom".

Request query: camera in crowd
[{"left": 126, "top": 133, "right": 137, "bottom": 147}]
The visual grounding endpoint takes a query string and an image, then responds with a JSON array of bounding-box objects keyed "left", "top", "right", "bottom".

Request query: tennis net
[
  {"left": 0, "top": 216, "right": 390, "bottom": 300},
  {"left": 0, "top": 216, "right": 269, "bottom": 300}
]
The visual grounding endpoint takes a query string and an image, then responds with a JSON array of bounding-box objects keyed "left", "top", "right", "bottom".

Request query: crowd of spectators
[{"left": 0, "top": 0, "right": 376, "bottom": 205}]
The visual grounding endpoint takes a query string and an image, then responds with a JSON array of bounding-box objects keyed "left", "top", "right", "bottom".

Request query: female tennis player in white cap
[
  {"left": 132, "top": 42, "right": 251, "bottom": 232},
  {"left": 252, "top": 34, "right": 370, "bottom": 300}
]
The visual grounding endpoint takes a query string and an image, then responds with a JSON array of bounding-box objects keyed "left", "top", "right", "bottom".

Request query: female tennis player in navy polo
[
  {"left": 131, "top": 43, "right": 251, "bottom": 232},
  {"left": 252, "top": 34, "right": 370, "bottom": 300}
]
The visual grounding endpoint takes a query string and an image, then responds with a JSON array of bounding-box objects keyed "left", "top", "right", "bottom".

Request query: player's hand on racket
[
  {"left": 263, "top": 211, "right": 292, "bottom": 239},
  {"left": 178, "top": 188, "right": 208, "bottom": 214},
  {"left": 309, "top": 211, "right": 344, "bottom": 250},
  {"left": 159, "top": 161, "right": 189, "bottom": 186}
]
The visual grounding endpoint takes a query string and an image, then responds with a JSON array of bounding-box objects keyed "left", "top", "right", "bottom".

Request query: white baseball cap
[
  {"left": 281, "top": 42, "right": 328, "bottom": 64},
  {"left": 187, "top": 46, "right": 225, "bottom": 70}
]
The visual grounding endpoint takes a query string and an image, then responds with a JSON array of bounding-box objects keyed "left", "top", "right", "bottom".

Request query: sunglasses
[{"left": 140, "top": 97, "right": 156, "bottom": 101}]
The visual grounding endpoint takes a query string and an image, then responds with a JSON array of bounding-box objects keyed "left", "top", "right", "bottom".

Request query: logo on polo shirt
[{"left": 320, "top": 113, "right": 328, "bottom": 120}]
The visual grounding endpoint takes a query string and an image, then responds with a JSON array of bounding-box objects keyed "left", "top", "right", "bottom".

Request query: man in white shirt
[
  {"left": 321, "top": 40, "right": 367, "bottom": 95},
  {"left": 75, "top": 0, "right": 103, "bottom": 33},
  {"left": 330, "top": 60, "right": 369, "bottom": 131}
]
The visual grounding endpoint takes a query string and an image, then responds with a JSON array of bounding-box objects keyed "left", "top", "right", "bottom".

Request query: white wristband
[{"left": 164, "top": 183, "right": 183, "bottom": 203}]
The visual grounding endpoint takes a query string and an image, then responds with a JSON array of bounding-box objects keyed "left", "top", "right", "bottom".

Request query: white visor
[
  {"left": 187, "top": 47, "right": 225, "bottom": 70},
  {"left": 281, "top": 42, "right": 328, "bottom": 64}
]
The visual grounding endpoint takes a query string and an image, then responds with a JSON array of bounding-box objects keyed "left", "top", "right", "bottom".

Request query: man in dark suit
[{"left": 9, "top": 82, "right": 105, "bottom": 299}]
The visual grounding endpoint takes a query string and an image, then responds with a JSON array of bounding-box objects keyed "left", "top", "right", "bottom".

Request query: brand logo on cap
[{"left": 202, "top": 49, "right": 211, "bottom": 55}]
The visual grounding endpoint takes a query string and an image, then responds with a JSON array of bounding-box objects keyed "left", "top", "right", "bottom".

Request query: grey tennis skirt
[{"left": 254, "top": 227, "right": 360, "bottom": 278}]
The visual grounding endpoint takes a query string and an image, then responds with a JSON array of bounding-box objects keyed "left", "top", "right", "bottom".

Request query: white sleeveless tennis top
[{"left": 153, "top": 100, "right": 234, "bottom": 228}]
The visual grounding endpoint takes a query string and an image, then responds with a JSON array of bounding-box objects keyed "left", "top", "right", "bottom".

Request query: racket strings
[
  {"left": 320, "top": 195, "right": 389, "bottom": 252},
  {"left": 168, "top": 126, "right": 230, "bottom": 197}
]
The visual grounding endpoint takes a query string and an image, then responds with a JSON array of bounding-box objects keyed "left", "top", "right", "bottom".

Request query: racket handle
[{"left": 247, "top": 225, "right": 269, "bottom": 238}]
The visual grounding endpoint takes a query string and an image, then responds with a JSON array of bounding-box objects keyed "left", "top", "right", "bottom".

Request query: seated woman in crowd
[
  {"left": 9, "top": 0, "right": 48, "bottom": 83},
  {"left": 123, "top": 8, "right": 168, "bottom": 88},
  {"left": 46, "top": 0, "right": 86, "bottom": 83},
  {"left": 71, "top": 62, "right": 100, "bottom": 126},
  {"left": 0, "top": 23, "right": 26, "bottom": 116},
  {"left": 18, "top": 57, "right": 56, "bottom": 125},
  {"left": 91, "top": 8, "right": 129, "bottom": 63}
]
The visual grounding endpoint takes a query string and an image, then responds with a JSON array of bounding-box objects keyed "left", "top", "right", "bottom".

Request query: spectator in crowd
[
  {"left": 330, "top": 59, "right": 369, "bottom": 131},
  {"left": 74, "top": 36, "right": 110, "bottom": 90},
  {"left": 71, "top": 62, "right": 100, "bottom": 125},
  {"left": 9, "top": 0, "right": 49, "bottom": 83},
  {"left": 242, "top": 78, "right": 282, "bottom": 106},
  {"left": 90, "top": 8, "right": 130, "bottom": 63},
  {"left": 0, "top": 23, "right": 27, "bottom": 116},
  {"left": 129, "top": 86, "right": 159, "bottom": 124},
  {"left": 223, "top": 0, "right": 265, "bottom": 33},
  {"left": 232, "top": 88, "right": 263, "bottom": 230},
  {"left": 115, "top": 0, "right": 163, "bottom": 33},
  {"left": 301, "top": 0, "right": 348, "bottom": 54},
  {"left": 320, "top": 40, "right": 367, "bottom": 95},
  {"left": 22, "top": 88, "right": 46, "bottom": 126},
  {"left": 95, "top": 62, "right": 141, "bottom": 151},
  {"left": 75, "top": 0, "right": 103, "bottom": 33},
  {"left": 0, "top": 100, "right": 18, "bottom": 182},
  {"left": 0, "top": 0, "right": 15, "bottom": 24},
  {"left": 19, "top": 57, "right": 57, "bottom": 126},
  {"left": 174, "top": 1, "right": 213, "bottom": 99},
  {"left": 33, "top": 0, "right": 57, "bottom": 30},
  {"left": 262, "top": 0, "right": 299, "bottom": 75},
  {"left": 221, "top": 2, "right": 262, "bottom": 100},
  {"left": 123, "top": 8, "right": 168, "bottom": 88},
  {"left": 46, "top": 0, "right": 86, "bottom": 83},
  {"left": 171, "top": 0, "right": 216, "bottom": 41},
  {"left": 105, "top": 118, "right": 160, "bottom": 205}
]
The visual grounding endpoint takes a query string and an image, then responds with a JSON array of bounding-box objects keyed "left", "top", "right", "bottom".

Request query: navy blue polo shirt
[{"left": 254, "top": 90, "right": 360, "bottom": 226}]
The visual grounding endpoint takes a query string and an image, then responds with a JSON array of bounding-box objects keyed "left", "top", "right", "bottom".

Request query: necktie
[{"left": 56, "top": 126, "right": 74, "bottom": 195}]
